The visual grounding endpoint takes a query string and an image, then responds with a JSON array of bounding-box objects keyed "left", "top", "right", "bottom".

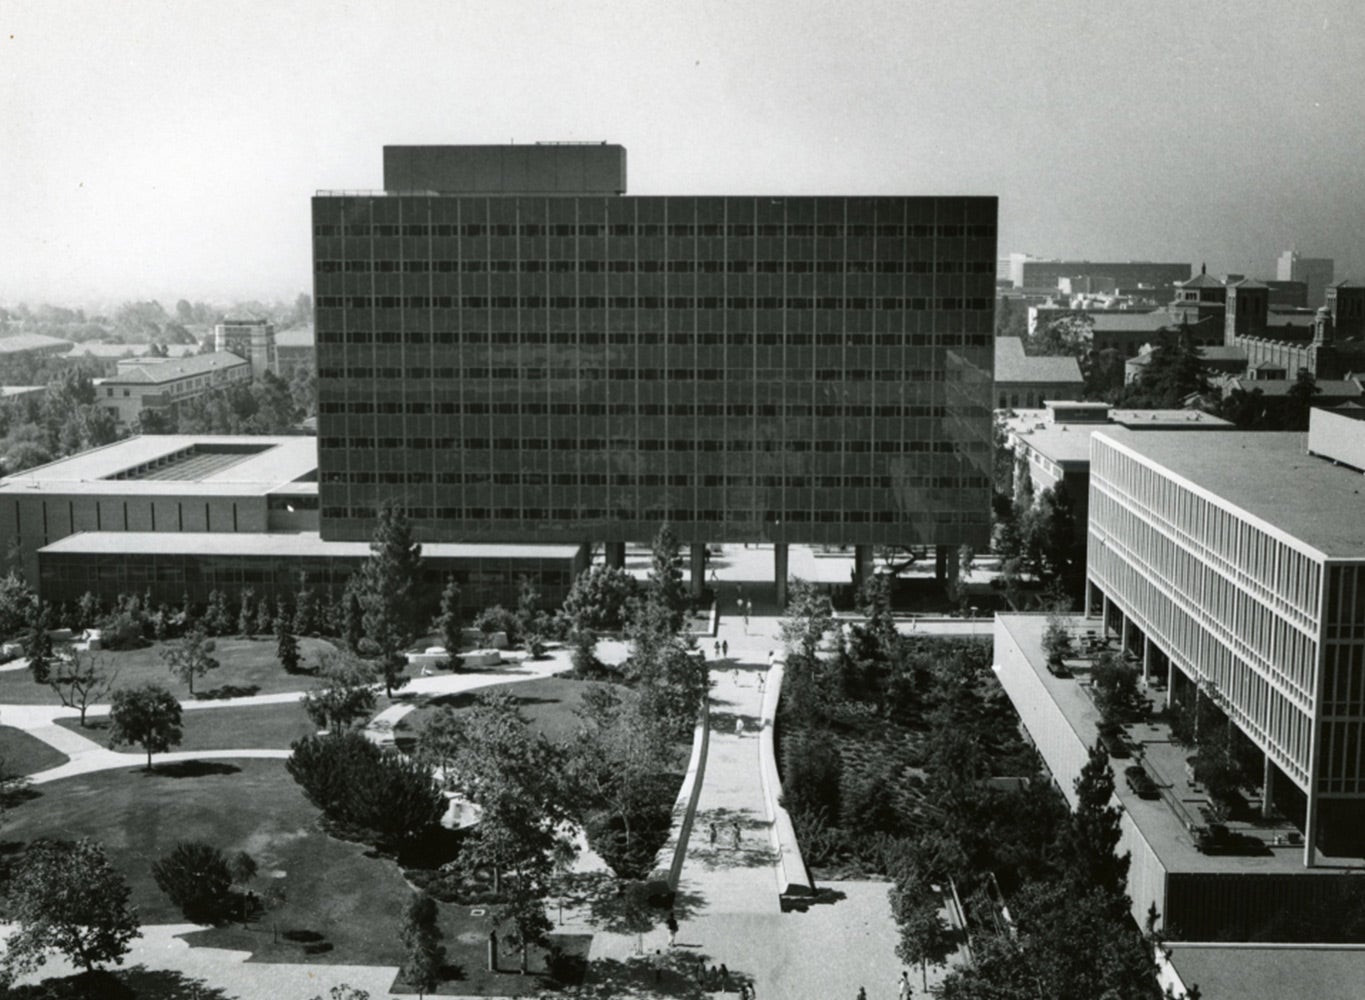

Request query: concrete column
[
  {"left": 605, "top": 542, "right": 625, "bottom": 569},
  {"left": 934, "top": 544, "right": 949, "bottom": 581},
  {"left": 946, "top": 545, "right": 960, "bottom": 595},
  {"left": 1101, "top": 593, "right": 1111, "bottom": 637},
  {"left": 1262, "top": 753, "right": 1276, "bottom": 820},
  {"left": 853, "top": 544, "right": 874, "bottom": 592},
  {"left": 1142, "top": 634, "right": 1152, "bottom": 687},
  {"left": 1085, "top": 579, "right": 1096, "bottom": 618},
  {"left": 775, "top": 543, "right": 789, "bottom": 607},
  {"left": 690, "top": 543, "right": 706, "bottom": 598},
  {"left": 1166, "top": 658, "right": 1175, "bottom": 713},
  {"left": 1304, "top": 789, "right": 1319, "bottom": 867}
]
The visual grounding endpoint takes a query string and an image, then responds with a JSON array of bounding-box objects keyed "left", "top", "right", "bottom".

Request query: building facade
[
  {"left": 95, "top": 352, "right": 252, "bottom": 427},
  {"left": 312, "top": 145, "right": 997, "bottom": 570},
  {"left": 1008, "top": 253, "right": 1191, "bottom": 299},
  {"left": 1276, "top": 251, "right": 1334, "bottom": 308},
  {"left": 214, "top": 318, "right": 277, "bottom": 377},
  {"left": 1086, "top": 417, "right": 1365, "bottom": 862}
]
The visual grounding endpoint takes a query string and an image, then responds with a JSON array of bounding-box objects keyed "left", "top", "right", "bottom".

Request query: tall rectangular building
[
  {"left": 312, "top": 145, "right": 995, "bottom": 551},
  {"left": 1276, "top": 250, "right": 1334, "bottom": 308}
]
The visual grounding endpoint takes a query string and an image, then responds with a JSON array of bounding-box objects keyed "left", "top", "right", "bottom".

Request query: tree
[
  {"left": 24, "top": 603, "right": 56, "bottom": 684},
  {"left": 401, "top": 891, "right": 446, "bottom": 999},
  {"left": 624, "top": 598, "right": 709, "bottom": 737},
  {"left": 1286, "top": 366, "right": 1321, "bottom": 430},
  {"left": 254, "top": 595, "right": 273, "bottom": 635},
  {"left": 0, "top": 570, "right": 36, "bottom": 639},
  {"left": 108, "top": 683, "right": 183, "bottom": 770},
  {"left": 302, "top": 650, "right": 379, "bottom": 733},
  {"left": 161, "top": 623, "right": 218, "bottom": 695},
  {"left": 293, "top": 581, "right": 319, "bottom": 636},
  {"left": 780, "top": 577, "right": 833, "bottom": 663},
  {"left": 277, "top": 616, "right": 302, "bottom": 674},
  {"left": 1026, "top": 313, "right": 1091, "bottom": 358},
  {"left": 152, "top": 841, "right": 234, "bottom": 924},
  {"left": 227, "top": 850, "right": 259, "bottom": 926},
  {"left": 202, "top": 588, "right": 233, "bottom": 636},
  {"left": 432, "top": 576, "right": 462, "bottom": 661},
  {"left": 645, "top": 522, "right": 688, "bottom": 633},
  {"left": 48, "top": 646, "right": 119, "bottom": 726},
  {"left": 440, "top": 692, "right": 574, "bottom": 968},
  {"left": 515, "top": 576, "right": 547, "bottom": 656},
  {"left": 1115, "top": 326, "right": 1210, "bottom": 408},
  {"left": 559, "top": 564, "right": 638, "bottom": 634},
  {"left": 1042, "top": 616, "right": 1073, "bottom": 669},
  {"left": 344, "top": 586, "right": 365, "bottom": 653},
  {"left": 566, "top": 684, "right": 677, "bottom": 879},
  {"left": 1091, "top": 652, "right": 1146, "bottom": 723},
  {"left": 2, "top": 837, "right": 141, "bottom": 981},
  {"left": 237, "top": 588, "right": 255, "bottom": 637},
  {"left": 889, "top": 875, "right": 956, "bottom": 991},
  {"left": 1069, "top": 739, "right": 1130, "bottom": 896},
  {"left": 358, "top": 502, "right": 423, "bottom": 697}
]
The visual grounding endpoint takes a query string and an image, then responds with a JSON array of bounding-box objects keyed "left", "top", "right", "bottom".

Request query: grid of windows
[
  {"left": 1089, "top": 436, "right": 1365, "bottom": 797},
  {"left": 312, "top": 194, "right": 995, "bottom": 545}
]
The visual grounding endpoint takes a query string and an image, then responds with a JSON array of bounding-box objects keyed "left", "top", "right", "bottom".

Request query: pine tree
[
  {"left": 434, "top": 576, "right": 462, "bottom": 660},
  {"left": 277, "top": 614, "right": 301, "bottom": 674},
  {"left": 1070, "top": 739, "right": 1130, "bottom": 896},
  {"left": 255, "top": 596, "right": 273, "bottom": 636},
  {"left": 237, "top": 589, "right": 255, "bottom": 638},
  {"left": 344, "top": 587, "right": 365, "bottom": 653},
  {"left": 359, "top": 502, "right": 423, "bottom": 697},
  {"left": 645, "top": 522, "right": 687, "bottom": 634}
]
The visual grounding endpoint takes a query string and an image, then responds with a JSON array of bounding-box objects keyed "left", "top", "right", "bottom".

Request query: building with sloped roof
[
  {"left": 94, "top": 351, "right": 251, "bottom": 427},
  {"left": 0, "top": 332, "right": 73, "bottom": 358},
  {"left": 994, "top": 336, "right": 1084, "bottom": 408}
]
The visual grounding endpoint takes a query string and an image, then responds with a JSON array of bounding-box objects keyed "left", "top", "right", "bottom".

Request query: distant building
[
  {"left": 1008, "top": 253, "right": 1191, "bottom": 302},
  {"left": 1123, "top": 344, "right": 1249, "bottom": 384},
  {"left": 0, "top": 386, "right": 45, "bottom": 402},
  {"left": 213, "top": 318, "right": 277, "bottom": 377},
  {"left": 1277, "top": 250, "right": 1334, "bottom": 307},
  {"left": 1225, "top": 279, "right": 1365, "bottom": 380},
  {"left": 274, "top": 326, "right": 314, "bottom": 376},
  {"left": 0, "top": 333, "right": 73, "bottom": 360},
  {"left": 994, "top": 337, "right": 1085, "bottom": 409},
  {"left": 94, "top": 351, "right": 251, "bottom": 427}
]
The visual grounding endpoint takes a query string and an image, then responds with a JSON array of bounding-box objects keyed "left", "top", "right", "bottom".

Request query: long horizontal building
[{"left": 1086, "top": 408, "right": 1365, "bottom": 863}]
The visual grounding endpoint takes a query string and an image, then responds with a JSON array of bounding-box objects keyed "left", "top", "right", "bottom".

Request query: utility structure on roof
[{"left": 311, "top": 144, "right": 998, "bottom": 600}]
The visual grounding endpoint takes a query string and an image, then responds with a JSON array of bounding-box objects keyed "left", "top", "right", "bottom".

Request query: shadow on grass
[
  {"left": 195, "top": 683, "right": 261, "bottom": 700},
  {"left": 8, "top": 965, "right": 233, "bottom": 999},
  {"left": 143, "top": 761, "right": 242, "bottom": 779}
]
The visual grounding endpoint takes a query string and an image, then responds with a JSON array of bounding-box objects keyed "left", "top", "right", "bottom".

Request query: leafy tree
[
  {"left": 889, "top": 874, "right": 955, "bottom": 991},
  {"left": 624, "top": 597, "right": 709, "bottom": 737},
  {"left": 441, "top": 691, "right": 574, "bottom": 967},
  {"left": 559, "top": 564, "right": 638, "bottom": 634},
  {"left": 48, "top": 647, "right": 119, "bottom": 726},
  {"left": 1025, "top": 313, "right": 1091, "bottom": 358},
  {"left": 161, "top": 623, "right": 219, "bottom": 695},
  {"left": 1114, "top": 326, "right": 1210, "bottom": 408},
  {"left": 401, "top": 891, "right": 446, "bottom": 999},
  {"left": 416, "top": 706, "right": 465, "bottom": 784},
  {"left": 108, "top": 683, "right": 183, "bottom": 770},
  {"left": 254, "top": 595, "right": 273, "bottom": 635},
  {"left": 1069, "top": 739, "right": 1130, "bottom": 896},
  {"left": 293, "top": 581, "right": 320, "bottom": 637},
  {"left": 302, "top": 650, "right": 379, "bottom": 733},
  {"left": 202, "top": 588, "right": 233, "bottom": 636},
  {"left": 227, "top": 850, "right": 259, "bottom": 926},
  {"left": 1286, "top": 366, "right": 1321, "bottom": 430},
  {"left": 237, "top": 588, "right": 255, "bottom": 637},
  {"left": 359, "top": 502, "right": 423, "bottom": 697},
  {"left": 1091, "top": 652, "right": 1146, "bottom": 723},
  {"left": 645, "top": 522, "right": 688, "bottom": 633},
  {"left": 566, "top": 684, "right": 677, "bottom": 878},
  {"left": 152, "top": 841, "right": 233, "bottom": 923},
  {"left": 277, "top": 616, "right": 301, "bottom": 674},
  {"left": 779, "top": 728, "right": 842, "bottom": 818},
  {"left": 0, "top": 570, "right": 36, "bottom": 639},
  {"left": 2, "top": 837, "right": 141, "bottom": 980},
  {"left": 780, "top": 577, "right": 833, "bottom": 663},
  {"left": 1042, "top": 616, "right": 1073, "bottom": 668},
  {"left": 287, "top": 731, "right": 444, "bottom": 847},
  {"left": 474, "top": 604, "right": 520, "bottom": 646}
]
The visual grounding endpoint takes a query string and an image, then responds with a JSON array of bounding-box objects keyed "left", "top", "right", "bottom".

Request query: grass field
[
  {"left": 0, "top": 724, "right": 69, "bottom": 776},
  {"left": 393, "top": 675, "right": 598, "bottom": 753},
  {"left": 55, "top": 700, "right": 317, "bottom": 752},
  {"left": 0, "top": 637, "right": 339, "bottom": 706},
  {"left": 1, "top": 760, "right": 592, "bottom": 992}
]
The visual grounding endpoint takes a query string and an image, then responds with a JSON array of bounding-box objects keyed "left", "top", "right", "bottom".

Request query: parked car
[{"left": 1125, "top": 765, "right": 1159, "bottom": 799}]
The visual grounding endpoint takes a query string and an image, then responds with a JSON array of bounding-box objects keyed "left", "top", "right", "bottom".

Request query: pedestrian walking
[
  {"left": 709, "top": 965, "right": 720, "bottom": 990},
  {"left": 899, "top": 968, "right": 912, "bottom": 999},
  {"left": 697, "top": 956, "right": 708, "bottom": 985},
  {"left": 757, "top": 673, "right": 766, "bottom": 694},
  {"left": 766, "top": 649, "right": 775, "bottom": 668},
  {"left": 731, "top": 821, "right": 742, "bottom": 850},
  {"left": 714, "top": 639, "right": 721, "bottom": 657},
  {"left": 708, "top": 822, "right": 717, "bottom": 847},
  {"left": 734, "top": 717, "right": 744, "bottom": 738},
  {"left": 720, "top": 964, "right": 731, "bottom": 991},
  {"left": 652, "top": 949, "right": 664, "bottom": 983},
  {"left": 722, "top": 639, "right": 729, "bottom": 656},
  {"left": 666, "top": 910, "right": 678, "bottom": 947},
  {"left": 857, "top": 987, "right": 868, "bottom": 1000}
]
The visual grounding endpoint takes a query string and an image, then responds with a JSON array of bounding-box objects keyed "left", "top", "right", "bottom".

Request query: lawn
[
  {"left": 393, "top": 675, "right": 600, "bottom": 753},
  {"left": 55, "top": 700, "right": 317, "bottom": 752},
  {"left": 0, "top": 724, "right": 69, "bottom": 776},
  {"left": 0, "top": 636, "right": 339, "bottom": 706},
  {"left": 0, "top": 760, "right": 591, "bottom": 993}
]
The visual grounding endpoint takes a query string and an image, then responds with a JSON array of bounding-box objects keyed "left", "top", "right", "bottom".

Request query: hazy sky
[{"left": 3, "top": 0, "right": 1363, "bottom": 306}]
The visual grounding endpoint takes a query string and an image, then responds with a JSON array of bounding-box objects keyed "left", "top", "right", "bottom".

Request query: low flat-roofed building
[
  {"left": 38, "top": 532, "right": 587, "bottom": 617},
  {"left": 94, "top": 351, "right": 250, "bottom": 426},
  {"left": 995, "top": 337, "right": 1085, "bottom": 409},
  {"left": 0, "top": 333, "right": 74, "bottom": 357},
  {"left": 214, "top": 317, "right": 277, "bottom": 377},
  {"left": 0, "top": 386, "right": 45, "bottom": 402},
  {"left": 274, "top": 326, "right": 314, "bottom": 376},
  {"left": 1160, "top": 942, "right": 1365, "bottom": 1000},
  {"left": 0, "top": 434, "right": 318, "bottom": 581},
  {"left": 1087, "top": 417, "right": 1365, "bottom": 866}
]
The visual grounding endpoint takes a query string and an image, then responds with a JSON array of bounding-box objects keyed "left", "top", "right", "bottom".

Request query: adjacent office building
[
  {"left": 312, "top": 144, "right": 997, "bottom": 591},
  {"left": 1086, "top": 409, "right": 1365, "bottom": 863},
  {"left": 1276, "top": 250, "right": 1334, "bottom": 308}
]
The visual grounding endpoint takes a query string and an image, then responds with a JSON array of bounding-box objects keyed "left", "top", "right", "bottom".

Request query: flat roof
[
  {"left": 275, "top": 326, "right": 314, "bottom": 347},
  {"left": 101, "top": 351, "right": 247, "bottom": 385},
  {"left": 1017, "top": 425, "right": 1097, "bottom": 466},
  {"left": 0, "top": 333, "right": 72, "bottom": 354},
  {"left": 0, "top": 435, "right": 317, "bottom": 496},
  {"left": 1166, "top": 943, "right": 1365, "bottom": 1000},
  {"left": 39, "top": 532, "right": 583, "bottom": 561},
  {"left": 1096, "top": 427, "right": 1365, "bottom": 559},
  {"left": 995, "top": 337, "right": 1085, "bottom": 384}
]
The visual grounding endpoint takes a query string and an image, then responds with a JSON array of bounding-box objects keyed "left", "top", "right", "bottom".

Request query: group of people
[{"left": 694, "top": 956, "right": 755, "bottom": 997}]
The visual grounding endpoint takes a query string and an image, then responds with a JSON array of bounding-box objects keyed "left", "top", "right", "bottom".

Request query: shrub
[
  {"left": 546, "top": 942, "right": 588, "bottom": 983},
  {"left": 152, "top": 841, "right": 233, "bottom": 923},
  {"left": 584, "top": 808, "right": 672, "bottom": 881},
  {"left": 473, "top": 605, "right": 519, "bottom": 645},
  {"left": 98, "top": 607, "right": 146, "bottom": 650},
  {"left": 779, "top": 728, "right": 842, "bottom": 818}
]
